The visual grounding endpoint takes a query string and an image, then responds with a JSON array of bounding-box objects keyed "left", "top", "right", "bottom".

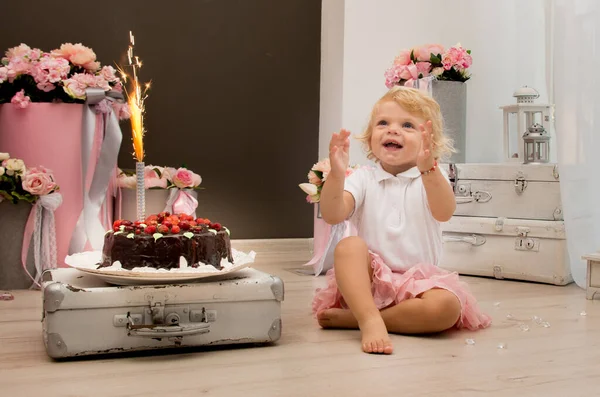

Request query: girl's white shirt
[{"left": 344, "top": 162, "right": 451, "bottom": 272}]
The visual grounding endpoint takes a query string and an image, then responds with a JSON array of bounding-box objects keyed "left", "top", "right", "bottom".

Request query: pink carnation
[
  {"left": 100, "top": 66, "right": 119, "bottom": 83},
  {"left": 11, "top": 90, "right": 31, "bottom": 109},
  {"left": 63, "top": 72, "right": 111, "bottom": 100},
  {"left": 112, "top": 102, "right": 131, "bottom": 120},
  {"left": 30, "top": 54, "right": 70, "bottom": 92},
  {"left": 0, "top": 67, "right": 7, "bottom": 84},
  {"left": 22, "top": 167, "right": 57, "bottom": 196},
  {"left": 442, "top": 44, "right": 472, "bottom": 71}
]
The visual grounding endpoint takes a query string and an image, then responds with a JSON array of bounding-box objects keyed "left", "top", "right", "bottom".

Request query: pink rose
[
  {"left": 425, "top": 44, "right": 445, "bottom": 59},
  {"left": 398, "top": 63, "right": 419, "bottom": 81},
  {"left": 163, "top": 167, "right": 178, "bottom": 181},
  {"left": 172, "top": 168, "right": 201, "bottom": 189},
  {"left": 416, "top": 61, "right": 431, "bottom": 76},
  {"left": 393, "top": 50, "right": 412, "bottom": 66},
  {"left": 307, "top": 170, "right": 322, "bottom": 185},
  {"left": 116, "top": 173, "right": 136, "bottom": 189},
  {"left": 312, "top": 158, "right": 331, "bottom": 181},
  {"left": 22, "top": 167, "right": 57, "bottom": 196},
  {"left": 51, "top": 43, "right": 97, "bottom": 70},
  {"left": 144, "top": 166, "right": 168, "bottom": 189}
]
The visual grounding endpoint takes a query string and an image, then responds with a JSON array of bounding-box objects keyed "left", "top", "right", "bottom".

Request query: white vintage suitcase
[
  {"left": 442, "top": 163, "right": 562, "bottom": 221},
  {"left": 438, "top": 162, "right": 571, "bottom": 285},
  {"left": 440, "top": 214, "right": 572, "bottom": 285},
  {"left": 40, "top": 267, "right": 284, "bottom": 359}
]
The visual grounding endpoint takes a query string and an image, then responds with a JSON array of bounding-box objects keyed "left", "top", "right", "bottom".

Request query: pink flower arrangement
[
  {"left": 116, "top": 165, "right": 202, "bottom": 190},
  {"left": 299, "top": 158, "right": 360, "bottom": 204},
  {"left": 0, "top": 43, "right": 130, "bottom": 119},
  {"left": 0, "top": 152, "right": 59, "bottom": 204},
  {"left": 384, "top": 43, "right": 472, "bottom": 88}
]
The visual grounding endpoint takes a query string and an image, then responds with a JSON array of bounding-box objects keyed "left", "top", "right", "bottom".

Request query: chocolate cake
[{"left": 99, "top": 212, "right": 233, "bottom": 270}]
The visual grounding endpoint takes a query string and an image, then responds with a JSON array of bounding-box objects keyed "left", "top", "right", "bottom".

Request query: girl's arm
[
  {"left": 417, "top": 121, "right": 456, "bottom": 222},
  {"left": 421, "top": 167, "right": 456, "bottom": 222},
  {"left": 320, "top": 176, "right": 355, "bottom": 225},
  {"left": 320, "top": 129, "right": 355, "bottom": 225}
]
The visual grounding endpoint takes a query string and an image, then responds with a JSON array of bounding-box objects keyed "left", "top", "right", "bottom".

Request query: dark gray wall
[{"left": 1, "top": 0, "right": 322, "bottom": 239}]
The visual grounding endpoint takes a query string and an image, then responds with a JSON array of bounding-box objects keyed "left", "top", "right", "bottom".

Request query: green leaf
[
  {"left": 430, "top": 54, "right": 441, "bottom": 64},
  {"left": 312, "top": 170, "right": 323, "bottom": 180},
  {"left": 467, "top": 50, "right": 471, "bottom": 54},
  {"left": 153, "top": 167, "right": 162, "bottom": 178},
  {"left": 11, "top": 191, "right": 35, "bottom": 203}
]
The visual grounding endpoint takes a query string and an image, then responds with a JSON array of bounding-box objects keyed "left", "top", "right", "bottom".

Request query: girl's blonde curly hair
[{"left": 356, "top": 86, "right": 455, "bottom": 162}]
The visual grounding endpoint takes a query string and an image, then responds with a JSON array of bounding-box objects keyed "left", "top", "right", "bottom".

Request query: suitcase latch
[
  {"left": 514, "top": 173, "right": 528, "bottom": 194},
  {"left": 493, "top": 266, "right": 504, "bottom": 279},
  {"left": 514, "top": 227, "right": 539, "bottom": 251}
]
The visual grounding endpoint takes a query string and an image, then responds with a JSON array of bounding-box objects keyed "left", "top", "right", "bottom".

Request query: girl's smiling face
[{"left": 370, "top": 100, "right": 425, "bottom": 175}]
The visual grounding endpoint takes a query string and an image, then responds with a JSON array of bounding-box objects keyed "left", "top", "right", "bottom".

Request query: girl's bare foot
[
  {"left": 317, "top": 308, "right": 358, "bottom": 329},
  {"left": 359, "top": 315, "right": 393, "bottom": 354}
]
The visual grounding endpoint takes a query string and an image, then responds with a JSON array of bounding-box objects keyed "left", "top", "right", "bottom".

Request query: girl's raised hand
[{"left": 329, "top": 129, "right": 350, "bottom": 179}]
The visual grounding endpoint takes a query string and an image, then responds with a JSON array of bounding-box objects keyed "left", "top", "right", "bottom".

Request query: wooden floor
[{"left": 1, "top": 239, "right": 600, "bottom": 397}]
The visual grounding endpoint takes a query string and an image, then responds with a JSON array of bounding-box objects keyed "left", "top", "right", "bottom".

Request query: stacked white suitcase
[{"left": 439, "top": 162, "right": 572, "bottom": 285}]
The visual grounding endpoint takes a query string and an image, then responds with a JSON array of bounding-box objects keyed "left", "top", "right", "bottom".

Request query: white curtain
[{"left": 548, "top": 0, "right": 600, "bottom": 287}]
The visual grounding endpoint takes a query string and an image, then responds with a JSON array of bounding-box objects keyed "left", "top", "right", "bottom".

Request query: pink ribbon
[
  {"left": 21, "top": 192, "right": 63, "bottom": 288},
  {"left": 303, "top": 204, "right": 356, "bottom": 275},
  {"left": 164, "top": 188, "right": 198, "bottom": 217}
]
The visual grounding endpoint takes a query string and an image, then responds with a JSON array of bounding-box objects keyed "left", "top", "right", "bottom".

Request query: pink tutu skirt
[{"left": 312, "top": 251, "right": 492, "bottom": 331}]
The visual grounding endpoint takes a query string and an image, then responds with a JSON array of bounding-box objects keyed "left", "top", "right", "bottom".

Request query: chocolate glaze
[{"left": 100, "top": 228, "right": 233, "bottom": 270}]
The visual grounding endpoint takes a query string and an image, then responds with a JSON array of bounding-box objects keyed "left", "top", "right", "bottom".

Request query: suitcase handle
[
  {"left": 127, "top": 322, "right": 211, "bottom": 338},
  {"left": 443, "top": 234, "right": 486, "bottom": 246},
  {"left": 455, "top": 191, "right": 492, "bottom": 204}
]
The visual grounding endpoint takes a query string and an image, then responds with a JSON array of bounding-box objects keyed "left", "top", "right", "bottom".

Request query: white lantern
[
  {"left": 499, "top": 86, "right": 551, "bottom": 162},
  {"left": 523, "top": 123, "right": 550, "bottom": 164}
]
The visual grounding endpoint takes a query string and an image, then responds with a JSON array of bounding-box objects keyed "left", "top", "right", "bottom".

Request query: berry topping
[
  {"left": 171, "top": 225, "right": 181, "bottom": 234},
  {"left": 144, "top": 225, "right": 157, "bottom": 234},
  {"left": 179, "top": 221, "right": 191, "bottom": 230},
  {"left": 113, "top": 220, "right": 122, "bottom": 228},
  {"left": 158, "top": 224, "right": 170, "bottom": 234},
  {"left": 145, "top": 215, "right": 158, "bottom": 223}
]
